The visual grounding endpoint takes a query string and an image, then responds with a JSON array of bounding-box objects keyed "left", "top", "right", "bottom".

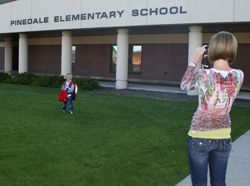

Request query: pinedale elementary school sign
[{"left": 10, "top": 6, "right": 187, "bottom": 27}]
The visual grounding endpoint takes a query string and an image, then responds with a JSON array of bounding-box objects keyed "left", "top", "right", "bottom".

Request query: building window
[
  {"left": 72, "top": 45, "right": 76, "bottom": 64},
  {"left": 111, "top": 45, "right": 117, "bottom": 73},
  {"left": 111, "top": 44, "right": 142, "bottom": 74},
  {"left": 130, "top": 45, "right": 142, "bottom": 74}
]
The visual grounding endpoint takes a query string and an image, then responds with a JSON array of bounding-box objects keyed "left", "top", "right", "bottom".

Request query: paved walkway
[{"left": 176, "top": 130, "right": 250, "bottom": 186}]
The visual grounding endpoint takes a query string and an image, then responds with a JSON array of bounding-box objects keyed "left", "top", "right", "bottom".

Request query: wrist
[{"left": 189, "top": 62, "right": 197, "bottom": 67}]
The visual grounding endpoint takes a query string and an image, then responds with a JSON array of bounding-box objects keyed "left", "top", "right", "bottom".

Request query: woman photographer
[{"left": 181, "top": 31, "right": 244, "bottom": 186}]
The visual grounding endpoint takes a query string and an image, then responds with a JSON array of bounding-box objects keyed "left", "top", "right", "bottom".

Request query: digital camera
[{"left": 201, "top": 45, "right": 210, "bottom": 69}]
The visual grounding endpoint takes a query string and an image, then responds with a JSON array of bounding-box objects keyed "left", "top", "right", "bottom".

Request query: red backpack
[
  {"left": 58, "top": 90, "right": 67, "bottom": 102},
  {"left": 58, "top": 81, "right": 78, "bottom": 102}
]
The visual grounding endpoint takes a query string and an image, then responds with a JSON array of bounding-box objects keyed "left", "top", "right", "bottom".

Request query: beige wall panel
[
  {"left": 234, "top": 33, "right": 250, "bottom": 44},
  {"left": 129, "top": 34, "right": 188, "bottom": 44},
  {"left": 27, "top": 33, "right": 250, "bottom": 46},
  {"left": 73, "top": 36, "right": 116, "bottom": 44},
  {"left": 28, "top": 38, "right": 61, "bottom": 45},
  {"left": 203, "top": 33, "right": 250, "bottom": 44}
]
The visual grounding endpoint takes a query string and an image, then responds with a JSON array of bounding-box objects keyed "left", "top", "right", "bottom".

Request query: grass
[{"left": 0, "top": 84, "right": 249, "bottom": 186}]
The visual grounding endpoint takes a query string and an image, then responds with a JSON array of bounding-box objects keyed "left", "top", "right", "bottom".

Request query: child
[{"left": 61, "top": 73, "right": 76, "bottom": 114}]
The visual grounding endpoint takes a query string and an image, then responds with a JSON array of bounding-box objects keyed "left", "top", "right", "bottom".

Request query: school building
[{"left": 0, "top": 0, "right": 250, "bottom": 89}]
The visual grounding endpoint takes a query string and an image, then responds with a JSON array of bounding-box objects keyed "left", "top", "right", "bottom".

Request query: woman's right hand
[{"left": 193, "top": 45, "right": 207, "bottom": 65}]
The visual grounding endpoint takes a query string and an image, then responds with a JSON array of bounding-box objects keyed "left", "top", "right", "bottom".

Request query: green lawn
[{"left": 0, "top": 84, "right": 249, "bottom": 186}]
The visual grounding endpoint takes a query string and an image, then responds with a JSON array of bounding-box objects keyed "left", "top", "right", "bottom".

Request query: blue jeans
[
  {"left": 63, "top": 94, "right": 74, "bottom": 112},
  {"left": 187, "top": 136, "right": 232, "bottom": 186}
]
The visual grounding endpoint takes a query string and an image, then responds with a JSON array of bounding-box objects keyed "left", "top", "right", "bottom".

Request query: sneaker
[
  {"left": 69, "top": 111, "right": 73, "bottom": 114},
  {"left": 62, "top": 109, "right": 66, "bottom": 113}
]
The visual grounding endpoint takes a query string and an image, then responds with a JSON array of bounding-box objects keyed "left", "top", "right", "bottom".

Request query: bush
[
  {"left": 15, "top": 73, "right": 37, "bottom": 85},
  {"left": 0, "top": 72, "right": 11, "bottom": 83},
  {"left": 31, "top": 76, "right": 51, "bottom": 87},
  {"left": 31, "top": 75, "right": 65, "bottom": 88},
  {"left": 0, "top": 72, "right": 99, "bottom": 91},
  {"left": 49, "top": 76, "right": 65, "bottom": 88},
  {"left": 3, "top": 76, "right": 18, "bottom": 84},
  {"left": 74, "top": 78, "right": 100, "bottom": 91}
]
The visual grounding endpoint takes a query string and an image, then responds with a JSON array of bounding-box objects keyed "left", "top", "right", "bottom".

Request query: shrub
[
  {"left": 0, "top": 72, "right": 11, "bottom": 83},
  {"left": 49, "top": 76, "right": 65, "bottom": 88},
  {"left": 31, "top": 76, "right": 51, "bottom": 87},
  {"left": 15, "top": 73, "right": 37, "bottom": 85},
  {"left": 74, "top": 78, "right": 100, "bottom": 91},
  {"left": 3, "top": 76, "right": 18, "bottom": 84},
  {"left": 0, "top": 72, "right": 99, "bottom": 91}
]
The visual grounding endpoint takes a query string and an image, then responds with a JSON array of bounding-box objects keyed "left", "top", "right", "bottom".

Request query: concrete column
[
  {"left": 18, "top": 33, "right": 28, "bottom": 73},
  {"left": 61, "top": 31, "right": 72, "bottom": 76},
  {"left": 4, "top": 37, "right": 13, "bottom": 74},
  {"left": 188, "top": 26, "right": 203, "bottom": 66},
  {"left": 116, "top": 29, "right": 129, "bottom": 89},
  {"left": 187, "top": 26, "right": 203, "bottom": 95}
]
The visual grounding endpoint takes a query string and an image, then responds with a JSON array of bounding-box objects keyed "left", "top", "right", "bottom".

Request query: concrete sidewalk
[{"left": 176, "top": 130, "right": 250, "bottom": 186}]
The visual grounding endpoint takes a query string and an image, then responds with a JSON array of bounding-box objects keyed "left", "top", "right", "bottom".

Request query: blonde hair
[
  {"left": 208, "top": 31, "right": 238, "bottom": 66},
  {"left": 64, "top": 73, "right": 73, "bottom": 80}
]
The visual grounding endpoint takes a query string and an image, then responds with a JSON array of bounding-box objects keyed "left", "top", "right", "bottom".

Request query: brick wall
[
  {"left": 0, "top": 47, "right": 4, "bottom": 70},
  {"left": 28, "top": 45, "right": 61, "bottom": 74}
]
